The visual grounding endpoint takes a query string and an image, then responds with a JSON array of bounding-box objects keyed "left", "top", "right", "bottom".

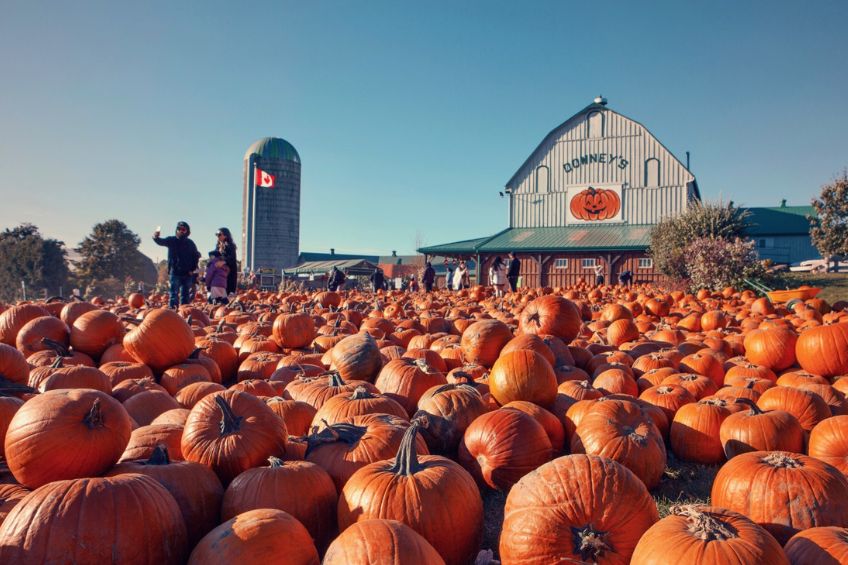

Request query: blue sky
[{"left": 1, "top": 0, "right": 846, "bottom": 262}]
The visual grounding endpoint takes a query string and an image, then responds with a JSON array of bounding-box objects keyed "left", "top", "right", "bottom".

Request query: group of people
[{"left": 153, "top": 222, "right": 238, "bottom": 308}]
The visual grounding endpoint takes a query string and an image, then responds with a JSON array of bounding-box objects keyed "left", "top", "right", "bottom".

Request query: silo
[{"left": 242, "top": 137, "right": 301, "bottom": 272}]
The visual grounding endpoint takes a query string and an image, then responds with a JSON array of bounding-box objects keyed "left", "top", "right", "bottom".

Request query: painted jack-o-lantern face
[{"left": 570, "top": 187, "right": 621, "bottom": 221}]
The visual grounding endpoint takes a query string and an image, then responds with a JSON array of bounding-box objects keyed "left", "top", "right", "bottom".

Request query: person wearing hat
[{"left": 154, "top": 221, "right": 201, "bottom": 308}]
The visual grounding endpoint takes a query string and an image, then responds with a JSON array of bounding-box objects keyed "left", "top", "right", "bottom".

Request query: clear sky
[{"left": 1, "top": 0, "right": 846, "bottom": 262}]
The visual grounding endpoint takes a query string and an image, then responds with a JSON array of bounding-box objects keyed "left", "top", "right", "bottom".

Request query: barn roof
[
  {"left": 744, "top": 206, "right": 815, "bottom": 236},
  {"left": 284, "top": 259, "right": 378, "bottom": 275}
]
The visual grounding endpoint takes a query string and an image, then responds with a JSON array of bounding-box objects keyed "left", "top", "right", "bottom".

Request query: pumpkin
[
  {"left": 236, "top": 351, "right": 282, "bottom": 382},
  {"left": 796, "top": 323, "right": 848, "bottom": 377},
  {"left": 571, "top": 398, "right": 666, "bottom": 488},
  {"left": 305, "top": 413, "right": 427, "bottom": 491},
  {"left": 4, "top": 389, "right": 131, "bottom": 488},
  {"left": 188, "top": 508, "right": 319, "bottom": 565},
  {"left": 175, "top": 381, "right": 226, "bottom": 409},
  {"left": 0, "top": 304, "right": 50, "bottom": 346},
  {"left": 0, "top": 396, "right": 24, "bottom": 461},
  {"left": 784, "top": 526, "right": 848, "bottom": 564},
  {"left": 0, "top": 483, "right": 29, "bottom": 525},
  {"left": 123, "top": 389, "right": 181, "bottom": 426},
  {"left": 15, "top": 316, "right": 69, "bottom": 356},
  {"left": 70, "top": 309, "right": 125, "bottom": 359},
  {"left": 489, "top": 349, "right": 557, "bottom": 408},
  {"left": 107, "top": 444, "right": 223, "bottom": 546},
  {"left": 323, "top": 519, "right": 445, "bottom": 565},
  {"left": 743, "top": 327, "right": 798, "bottom": 371},
  {"left": 413, "top": 383, "right": 489, "bottom": 454},
  {"left": 338, "top": 423, "right": 483, "bottom": 565},
  {"left": 265, "top": 397, "right": 316, "bottom": 436},
  {"left": 271, "top": 312, "right": 316, "bottom": 349},
  {"left": 0, "top": 474, "right": 187, "bottom": 563},
  {"left": 111, "top": 376, "right": 167, "bottom": 402},
  {"left": 312, "top": 386, "right": 408, "bottom": 429},
  {"left": 569, "top": 186, "right": 621, "bottom": 221},
  {"left": 669, "top": 398, "right": 731, "bottom": 464},
  {"left": 458, "top": 407, "right": 552, "bottom": 490},
  {"left": 679, "top": 351, "right": 725, "bottom": 387},
  {"left": 152, "top": 408, "right": 190, "bottom": 426},
  {"left": 99, "top": 361, "right": 154, "bottom": 387},
  {"left": 808, "top": 415, "right": 848, "bottom": 475},
  {"left": 374, "top": 358, "right": 447, "bottom": 416},
  {"left": 502, "top": 400, "right": 565, "bottom": 452},
  {"left": 519, "top": 295, "right": 582, "bottom": 342},
  {"left": 631, "top": 505, "right": 788, "bottom": 564},
  {"left": 123, "top": 308, "right": 196, "bottom": 373},
  {"left": 719, "top": 398, "right": 804, "bottom": 458},
  {"left": 329, "top": 331, "right": 383, "bottom": 383},
  {"left": 181, "top": 390, "right": 287, "bottom": 484},
  {"left": 500, "top": 454, "right": 659, "bottom": 563},
  {"left": 757, "top": 385, "right": 831, "bottom": 433},
  {"left": 58, "top": 301, "right": 97, "bottom": 328},
  {"left": 0, "top": 343, "right": 29, "bottom": 386},
  {"left": 593, "top": 367, "right": 639, "bottom": 396},
  {"left": 285, "top": 372, "right": 378, "bottom": 410},
  {"left": 711, "top": 451, "right": 848, "bottom": 544},
  {"left": 120, "top": 423, "right": 185, "bottom": 462},
  {"left": 221, "top": 457, "right": 337, "bottom": 549},
  {"left": 661, "top": 372, "right": 718, "bottom": 399},
  {"left": 460, "top": 319, "right": 513, "bottom": 367},
  {"left": 160, "top": 363, "right": 212, "bottom": 395},
  {"left": 500, "top": 333, "right": 556, "bottom": 367}
]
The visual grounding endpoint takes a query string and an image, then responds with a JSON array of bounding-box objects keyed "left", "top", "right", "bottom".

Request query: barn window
[
  {"left": 587, "top": 111, "right": 604, "bottom": 138},
  {"left": 644, "top": 158, "right": 660, "bottom": 187},
  {"left": 554, "top": 258, "right": 568, "bottom": 269},
  {"left": 535, "top": 165, "right": 550, "bottom": 193},
  {"left": 581, "top": 258, "right": 596, "bottom": 269},
  {"left": 758, "top": 238, "right": 774, "bottom": 248},
  {"left": 638, "top": 258, "right": 653, "bottom": 269}
]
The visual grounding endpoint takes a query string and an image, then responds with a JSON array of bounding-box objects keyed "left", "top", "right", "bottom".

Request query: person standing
[
  {"left": 507, "top": 252, "right": 520, "bottom": 292},
  {"left": 453, "top": 260, "right": 469, "bottom": 291},
  {"left": 593, "top": 261, "right": 605, "bottom": 286},
  {"left": 204, "top": 250, "right": 229, "bottom": 304},
  {"left": 489, "top": 256, "right": 508, "bottom": 297},
  {"left": 422, "top": 262, "right": 435, "bottom": 292},
  {"left": 444, "top": 259, "right": 454, "bottom": 290},
  {"left": 216, "top": 227, "right": 238, "bottom": 296},
  {"left": 153, "top": 221, "right": 201, "bottom": 308},
  {"left": 369, "top": 268, "right": 385, "bottom": 292},
  {"left": 327, "top": 266, "right": 346, "bottom": 291}
]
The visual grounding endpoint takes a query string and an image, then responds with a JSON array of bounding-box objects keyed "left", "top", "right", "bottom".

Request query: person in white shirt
[
  {"left": 453, "top": 261, "right": 469, "bottom": 291},
  {"left": 593, "top": 262, "right": 605, "bottom": 286},
  {"left": 489, "top": 256, "right": 508, "bottom": 297}
]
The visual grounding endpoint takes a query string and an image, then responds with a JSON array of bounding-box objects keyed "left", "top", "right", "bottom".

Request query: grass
[
  {"left": 778, "top": 272, "right": 848, "bottom": 304},
  {"left": 478, "top": 453, "right": 718, "bottom": 558}
]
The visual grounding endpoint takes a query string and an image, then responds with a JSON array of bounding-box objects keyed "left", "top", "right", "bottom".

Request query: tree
[
  {"left": 810, "top": 171, "right": 848, "bottom": 271},
  {"left": 74, "top": 220, "right": 157, "bottom": 287},
  {"left": 650, "top": 201, "right": 751, "bottom": 280},
  {"left": 0, "top": 224, "right": 69, "bottom": 302}
]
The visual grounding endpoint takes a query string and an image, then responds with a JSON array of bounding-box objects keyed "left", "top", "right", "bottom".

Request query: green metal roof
[
  {"left": 744, "top": 206, "right": 815, "bottom": 236},
  {"left": 418, "top": 235, "right": 499, "bottom": 255},
  {"left": 298, "top": 251, "right": 379, "bottom": 263},
  {"left": 479, "top": 225, "right": 653, "bottom": 252},
  {"left": 244, "top": 137, "right": 300, "bottom": 163},
  {"left": 419, "top": 225, "right": 652, "bottom": 254}
]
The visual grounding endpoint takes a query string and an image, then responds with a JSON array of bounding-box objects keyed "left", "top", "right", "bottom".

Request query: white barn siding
[{"left": 508, "top": 106, "right": 695, "bottom": 228}]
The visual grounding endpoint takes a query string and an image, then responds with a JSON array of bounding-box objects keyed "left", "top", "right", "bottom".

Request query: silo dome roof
[{"left": 244, "top": 137, "right": 300, "bottom": 163}]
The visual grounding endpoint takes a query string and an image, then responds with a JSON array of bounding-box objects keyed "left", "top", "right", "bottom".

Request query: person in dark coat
[
  {"left": 507, "top": 252, "right": 521, "bottom": 292},
  {"left": 154, "top": 221, "right": 201, "bottom": 308},
  {"left": 327, "top": 266, "right": 346, "bottom": 291},
  {"left": 369, "top": 268, "right": 385, "bottom": 292},
  {"left": 422, "top": 262, "right": 436, "bottom": 292},
  {"left": 618, "top": 269, "right": 633, "bottom": 288},
  {"left": 216, "top": 227, "right": 238, "bottom": 296}
]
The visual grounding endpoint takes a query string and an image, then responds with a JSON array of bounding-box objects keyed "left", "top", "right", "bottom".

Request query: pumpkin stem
[
  {"left": 0, "top": 375, "right": 36, "bottom": 395},
  {"left": 350, "top": 386, "right": 374, "bottom": 400},
  {"left": 413, "top": 358, "right": 433, "bottom": 373},
  {"left": 268, "top": 456, "right": 284, "bottom": 468},
  {"left": 84, "top": 398, "right": 104, "bottom": 429},
  {"left": 733, "top": 397, "right": 763, "bottom": 415},
  {"left": 670, "top": 505, "right": 737, "bottom": 541},
  {"left": 389, "top": 421, "right": 423, "bottom": 476},
  {"left": 146, "top": 444, "right": 171, "bottom": 465},
  {"left": 41, "top": 337, "right": 69, "bottom": 357},
  {"left": 305, "top": 421, "right": 368, "bottom": 456},
  {"left": 215, "top": 395, "right": 243, "bottom": 435},
  {"left": 50, "top": 356, "right": 65, "bottom": 369},
  {"left": 327, "top": 371, "right": 346, "bottom": 387},
  {"left": 570, "top": 526, "right": 611, "bottom": 561},
  {"left": 762, "top": 452, "right": 802, "bottom": 468},
  {"left": 432, "top": 383, "right": 459, "bottom": 395}
]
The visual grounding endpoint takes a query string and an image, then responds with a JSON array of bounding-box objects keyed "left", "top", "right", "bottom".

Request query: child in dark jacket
[{"left": 205, "top": 251, "right": 230, "bottom": 304}]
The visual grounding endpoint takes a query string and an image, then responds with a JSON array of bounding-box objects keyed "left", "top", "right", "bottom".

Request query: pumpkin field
[{"left": 0, "top": 283, "right": 847, "bottom": 564}]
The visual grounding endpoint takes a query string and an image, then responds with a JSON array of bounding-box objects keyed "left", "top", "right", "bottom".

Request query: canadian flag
[{"left": 255, "top": 167, "right": 275, "bottom": 188}]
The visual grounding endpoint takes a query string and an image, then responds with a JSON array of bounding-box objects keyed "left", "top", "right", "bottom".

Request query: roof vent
[
  {"left": 391, "top": 250, "right": 397, "bottom": 257},
  {"left": 780, "top": 199, "right": 787, "bottom": 208},
  {"left": 330, "top": 248, "right": 335, "bottom": 256},
  {"left": 594, "top": 95, "right": 608, "bottom": 106}
]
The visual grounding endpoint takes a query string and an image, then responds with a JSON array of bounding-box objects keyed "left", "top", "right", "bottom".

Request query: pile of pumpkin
[{"left": 0, "top": 283, "right": 846, "bottom": 564}]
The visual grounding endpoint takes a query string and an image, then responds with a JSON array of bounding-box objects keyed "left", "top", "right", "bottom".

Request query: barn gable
[{"left": 506, "top": 99, "right": 698, "bottom": 229}]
